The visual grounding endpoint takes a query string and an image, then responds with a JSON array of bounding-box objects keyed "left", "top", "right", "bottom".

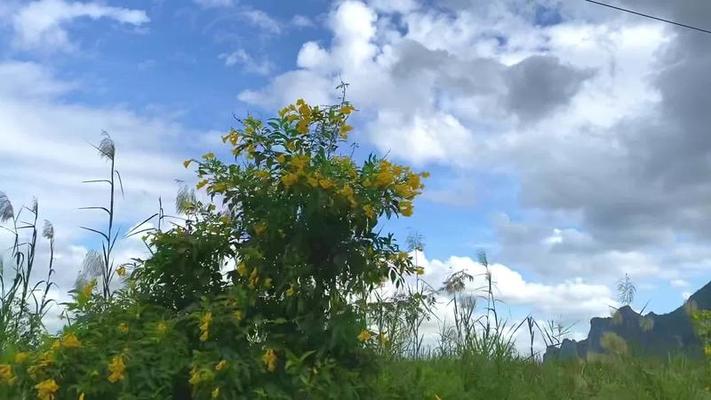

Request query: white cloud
[
  {"left": 671, "top": 279, "right": 689, "bottom": 288},
  {"left": 374, "top": 251, "right": 615, "bottom": 354},
  {"left": 0, "top": 61, "right": 216, "bottom": 326},
  {"left": 11, "top": 0, "right": 149, "bottom": 52},
  {"left": 412, "top": 252, "right": 617, "bottom": 321},
  {"left": 193, "top": 0, "right": 235, "bottom": 8},
  {"left": 240, "top": 9, "right": 281, "bottom": 35},
  {"left": 291, "top": 14, "right": 315, "bottom": 28},
  {"left": 236, "top": 0, "right": 711, "bottom": 296},
  {"left": 219, "top": 49, "right": 273, "bottom": 75}
]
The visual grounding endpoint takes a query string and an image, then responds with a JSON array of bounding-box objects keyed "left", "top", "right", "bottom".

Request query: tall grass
[{"left": 0, "top": 193, "right": 57, "bottom": 348}]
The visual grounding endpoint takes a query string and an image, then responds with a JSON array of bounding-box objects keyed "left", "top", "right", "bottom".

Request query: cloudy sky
[{"left": 1, "top": 0, "right": 710, "bottom": 346}]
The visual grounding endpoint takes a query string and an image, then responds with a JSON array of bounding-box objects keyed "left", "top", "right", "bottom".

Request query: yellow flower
[
  {"left": 189, "top": 366, "right": 204, "bottom": 386},
  {"left": 199, "top": 312, "right": 212, "bottom": 342},
  {"left": 35, "top": 379, "right": 59, "bottom": 400},
  {"left": 236, "top": 262, "right": 248, "bottom": 277},
  {"left": 399, "top": 201, "right": 413, "bottom": 217},
  {"left": 253, "top": 222, "right": 267, "bottom": 236},
  {"left": 233, "top": 310, "right": 244, "bottom": 322},
  {"left": 296, "top": 120, "right": 310, "bottom": 135},
  {"left": 156, "top": 321, "right": 168, "bottom": 336},
  {"left": 393, "top": 184, "right": 411, "bottom": 197},
  {"left": 262, "top": 349, "right": 278, "bottom": 372},
  {"left": 290, "top": 155, "right": 309, "bottom": 171},
  {"left": 248, "top": 268, "right": 260, "bottom": 289},
  {"left": 0, "top": 364, "right": 14, "bottom": 385},
  {"left": 357, "top": 329, "right": 372, "bottom": 342},
  {"left": 375, "top": 170, "right": 394, "bottom": 187},
  {"left": 117, "top": 323, "right": 129, "bottom": 334},
  {"left": 281, "top": 173, "right": 299, "bottom": 188},
  {"left": 61, "top": 333, "right": 81, "bottom": 348},
  {"left": 255, "top": 170, "right": 269, "bottom": 180},
  {"left": 340, "top": 104, "right": 355, "bottom": 115},
  {"left": 215, "top": 360, "right": 228, "bottom": 372},
  {"left": 212, "top": 387, "right": 221, "bottom": 399},
  {"left": 378, "top": 333, "right": 390, "bottom": 346},
  {"left": 307, "top": 175, "right": 319, "bottom": 187},
  {"left": 363, "top": 205, "right": 375, "bottom": 219},
  {"left": 338, "top": 124, "right": 353, "bottom": 138},
  {"left": 318, "top": 178, "right": 335, "bottom": 190},
  {"left": 80, "top": 279, "right": 96, "bottom": 300},
  {"left": 407, "top": 173, "right": 422, "bottom": 190},
  {"left": 107, "top": 355, "right": 126, "bottom": 383},
  {"left": 14, "top": 352, "right": 28, "bottom": 364},
  {"left": 116, "top": 265, "right": 127, "bottom": 278}
]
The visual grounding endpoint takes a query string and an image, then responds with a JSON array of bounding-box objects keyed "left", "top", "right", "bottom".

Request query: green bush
[{"left": 0, "top": 97, "right": 428, "bottom": 400}]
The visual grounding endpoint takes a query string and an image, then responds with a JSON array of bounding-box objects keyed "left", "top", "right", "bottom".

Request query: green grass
[{"left": 373, "top": 353, "right": 710, "bottom": 399}]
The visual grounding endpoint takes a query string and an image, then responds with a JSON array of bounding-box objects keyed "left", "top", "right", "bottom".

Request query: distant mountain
[{"left": 544, "top": 281, "right": 711, "bottom": 361}]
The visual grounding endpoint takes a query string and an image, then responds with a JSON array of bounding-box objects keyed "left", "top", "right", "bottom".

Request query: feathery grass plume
[
  {"left": 0, "top": 192, "right": 13, "bottom": 222},
  {"left": 616, "top": 273, "right": 636, "bottom": 306},
  {"left": 601, "top": 331, "right": 629, "bottom": 356},
  {"left": 41, "top": 220, "right": 54, "bottom": 240},
  {"left": 98, "top": 131, "right": 115, "bottom": 160},
  {"left": 79, "top": 250, "right": 104, "bottom": 284}
]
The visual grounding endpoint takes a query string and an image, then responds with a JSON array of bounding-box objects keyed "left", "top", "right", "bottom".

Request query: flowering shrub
[{"left": 0, "top": 98, "right": 427, "bottom": 399}]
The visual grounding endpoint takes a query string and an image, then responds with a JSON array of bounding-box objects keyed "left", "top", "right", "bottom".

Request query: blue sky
[{"left": 1, "top": 0, "right": 710, "bottom": 348}]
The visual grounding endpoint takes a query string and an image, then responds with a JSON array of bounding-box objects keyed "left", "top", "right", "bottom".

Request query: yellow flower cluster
[
  {"left": 253, "top": 222, "right": 267, "bottom": 236},
  {"left": 35, "top": 378, "right": 59, "bottom": 400},
  {"left": 189, "top": 366, "right": 211, "bottom": 387},
  {"left": 278, "top": 99, "right": 357, "bottom": 140},
  {"left": 117, "top": 322, "right": 129, "bottom": 334},
  {"left": 14, "top": 352, "right": 28, "bottom": 364},
  {"left": 262, "top": 348, "right": 277, "bottom": 372},
  {"left": 27, "top": 351, "right": 53, "bottom": 380},
  {"left": 199, "top": 312, "right": 212, "bottom": 342},
  {"left": 0, "top": 364, "right": 14, "bottom": 385},
  {"left": 78, "top": 279, "right": 96, "bottom": 302},
  {"left": 357, "top": 329, "right": 372, "bottom": 342},
  {"left": 107, "top": 355, "right": 126, "bottom": 383},
  {"left": 215, "top": 360, "right": 228, "bottom": 372}
]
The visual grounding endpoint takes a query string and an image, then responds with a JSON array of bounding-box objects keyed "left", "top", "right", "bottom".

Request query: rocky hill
[{"left": 544, "top": 281, "right": 711, "bottom": 361}]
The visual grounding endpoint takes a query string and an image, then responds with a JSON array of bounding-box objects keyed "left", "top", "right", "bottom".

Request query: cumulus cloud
[
  {"left": 376, "top": 251, "right": 615, "bottom": 352},
  {"left": 415, "top": 252, "right": 617, "bottom": 319},
  {"left": 237, "top": 0, "right": 711, "bottom": 294},
  {"left": 10, "top": 0, "right": 149, "bottom": 52}
]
